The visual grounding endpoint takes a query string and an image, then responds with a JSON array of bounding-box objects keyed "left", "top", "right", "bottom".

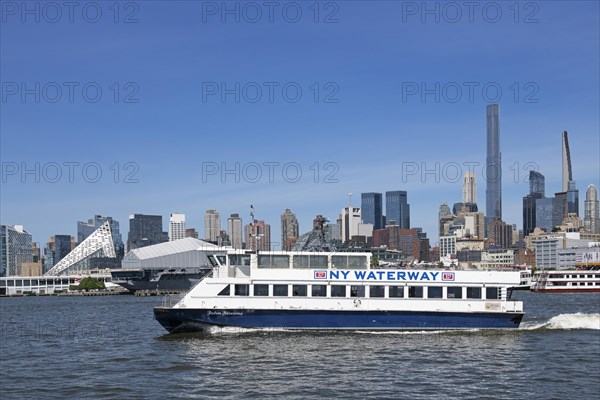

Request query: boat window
[
  {"left": 258, "top": 254, "right": 290, "bottom": 269},
  {"left": 331, "top": 255, "right": 367, "bottom": 270},
  {"left": 311, "top": 285, "right": 327, "bottom": 297},
  {"left": 7, "top": 280, "right": 14, "bottom": 287},
  {"left": 409, "top": 286, "right": 423, "bottom": 298},
  {"left": 428, "top": 286, "right": 443, "bottom": 299},
  {"left": 389, "top": 286, "right": 404, "bottom": 298},
  {"left": 331, "top": 285, "right": 346, "bottom": 297},
  {"left": 293, "top": 255, "right": 328, "bottom": 269},
  {"left": 292, "top": 285, "right": 307, "bottom": 296},
  {"left": 273, "top": 284, "right": 288, "bottom": 296},
  {"left": 0, "top": 281, "right": 5, "bottom": 287},
  {"left": 350, "top": 286, "right": 365, "bottom": 297},
  {"left": 370, "top": 286, "right": 385, "bottom": 298},
  {"left": 486, "top": 287, "right": 499, "bottom": 300},
  {"left": 31, "top": 279, "right": 38, "bottom": 285},
  {"left": 207, "top": 255, "right": 219, "bottom": 267},
  {"left": 447, "top": 287, "right": 463, "bottom": 299},
  {"left": 216, "top": 255, "right": 227, "bottom": 265},
  {"left": 234, "top": 284, "right": 249, "bottom": 296},
  {"left": 254, "top": 284, "right": 269, "bottom": 296},
  {"left": 218, "top": 285, "right": 230, "bottom": 296},
  {"left": 466, "top": 287, "right": 482, "bottom": 299},
  {"left": 229, "top": 255, "right": 251, "bottom": 266}
]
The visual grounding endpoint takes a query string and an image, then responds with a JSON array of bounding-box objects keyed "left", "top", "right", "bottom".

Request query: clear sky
[{"left": 1, "top": 0, "right": 599, "bottom": 248}]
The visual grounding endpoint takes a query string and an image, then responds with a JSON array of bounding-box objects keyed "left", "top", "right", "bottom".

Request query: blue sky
[{"left": 1, "top": 0, "right": 599, "bottom": 247}]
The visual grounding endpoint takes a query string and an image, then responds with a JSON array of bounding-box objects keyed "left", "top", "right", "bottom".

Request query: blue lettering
[
  {"left": 421, "top": 272, "right": 430, "bottom": 280},
  {"left": 397, "top": 271, "right": 406, "bottom": 280},
  {"left": 377, "top": 271, "right": 385, "bottom": 280},
  {"left": 407, "top": 271, "right": 419, "bottom": 280},
  {"left": 387, "top": 271, "right": 395, "bottom": 280},
  {"left": 430, "top": 272, "right": 439, "bottom": 281},
  {"left": 341, "top": 271, "right": 349, "bottom": 279},
  {"left": 330, "top": 271, "right": 339, "bottom": 279},
  {"left": 367, "top": 271, "right": 377, "bottom": 280},
  {"left": 354, "top": 271, "right": 366, "bottom": 280}
]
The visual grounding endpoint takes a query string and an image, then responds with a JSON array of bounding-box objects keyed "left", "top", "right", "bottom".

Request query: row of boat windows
[
  {"left": 213, "top": 255, "right": 369, "bottom": 269},
  {"left": 218, "top": 284, "right": 501, "bottom": 300},
  {"left": 551, "top": 282, "right": 599, "bottom": 286},
  {"left": 0, "top": 278, "right": 101, "bottom": 287},
  {"left": 548, "top": 274, "right": 598, "bottom": 279}
]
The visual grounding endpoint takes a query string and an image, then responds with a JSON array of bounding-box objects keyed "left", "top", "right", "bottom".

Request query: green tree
[{"left": 370, "top": 255, "right": 379, "bottom": 268}]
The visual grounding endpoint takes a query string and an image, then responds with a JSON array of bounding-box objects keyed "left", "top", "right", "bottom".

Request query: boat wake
[{"left": 520, "top": 313, "right": 600, "bottom": 331}]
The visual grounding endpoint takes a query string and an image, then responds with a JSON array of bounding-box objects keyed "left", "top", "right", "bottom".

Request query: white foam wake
[{"left": 520, "top": 313, "right": 600, "bottom": 331}]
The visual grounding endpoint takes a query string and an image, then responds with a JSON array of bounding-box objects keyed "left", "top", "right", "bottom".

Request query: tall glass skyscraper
[
  {"left": 385, "top": 191, "right": 410, "bottom": 229},
  {"left": 523, "top": 171, "right": 545, "bottom": 236},
  {"left": 127, "top": 214, "right": 166, "bottom": 251},
  {"left": 485, "top": 104, "right": 502, "bottom": 224},
  {"left": 361, "top": 192, "right": 383, "bottom": 230}
]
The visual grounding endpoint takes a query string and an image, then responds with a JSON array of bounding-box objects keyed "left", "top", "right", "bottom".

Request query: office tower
[
  {"left": 584, "top": 184, "right": 600, "bottom": 233},
  {"left": 204, "top": 209, "right": 221, "bottom": 243},
  {"left": 77, "top": 215, "right": 124, "bottom": 257},
  {"left": 386, "top": 191, "right": 410, "bottom": 229},
  {"left": 554, "top": 192, "right": 568, "bottom": 226},
  {"left": 244, "top": 220, "right": 271, "bottom": 251},
  {"left": 43, "top": 235, "right": 76, "bottom": 273},
  {"left": 281, "top": 209, "right": 299, "bottom": 251},
  {"left": 127, "top": 214, "right": 166, "bottom": 251},
  {"left": 562, "top": 131, "right": 579, "bottom": 216},
  {"left": 227, "top": 214, "right": 243, "bottom": 249},
  {"left": 535, "top": 197, "right": 556, "bottom": 233},
  {"left": 523, "top": 171, "right": 545, "bottom": 236},
  {"left": 341, "top": 206, "right": 361, "bottom": 243},
  {"left": 0, "top": 225, "right": 33, "bottom": 277},
  {"left": 485, "top": 104, "right": 502, "bottom": 224},
  {"left": 487, "top": 219, "right": 512, "bottom": 249},
  {"left": 438, "top": 203, "right": 453, "bottom": 238},
  {"left": 462, "top": 172, "right": 477, "bottom": 204},
  {"left": 168, "top": 213, "right": 186, "bottom": 241},
  {"left": 361, "top": 193, "right": 383, "bottom": 230},
  {"left": 464, "top": 212, "right": 485, "bottom": 240}
]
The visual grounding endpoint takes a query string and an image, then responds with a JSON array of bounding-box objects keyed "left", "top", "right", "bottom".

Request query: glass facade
[
  {"left": 127, "top": 214, "right": 166, "bottom": 251},
  {"left": 386, "top": 191, "right": 410, "bottom": 229},
  {"left": 361, "top": 192, "right": 383, "bottom": 230}
]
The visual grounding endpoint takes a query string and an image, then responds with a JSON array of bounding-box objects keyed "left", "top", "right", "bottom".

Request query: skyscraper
[
  {"left": 529, "top": 171, "right": 545, "bottom": 196},
  {"left": 127, "top": 214, "right": 166, "bottom": 251},
  {"left": 462, "top": 172, "right": 477, "bottom": 204},
  {"left": 244, "top": 220, "right": 271, "bottom": 251},
  {"left": 562, "top": 131, "right": 579, "bottom": 216},
  {"left": 77, "top": 215, "right": 124, "bottom": 257},
  {"left": 227, "top": 214, "right": 243, "bottom": 249},
  {"left": 361, "top": 192, "right": 384, "bottom": 230},
  {"left": 169, "top": 213, "right": 186, "bottom": 241},
  {"left": 523, "top": 171, "right": 545, "bottom": 236},
  {"left": 204, "top": 209, "right": 221, "bottom": 243},
  {"left": 386, "top": 191, "right": 410, "bottom": 229},
  {"left": 341, "top": 206, "right": 361, "bottom": 243},
  {"left": 0, "top": 225, "right": 33, "bottom": 277},
  {"left": 584, "top": 184, "right": 600, "bottom": 233},
  {"left": 43, "top": 235, "right": 76, "bottom": 273},
  {"left": 485, "top": 104, "right": 502, "bottom": 224},
  {"left": 280, "top": 209, "right": 299, "bottom": 251}
]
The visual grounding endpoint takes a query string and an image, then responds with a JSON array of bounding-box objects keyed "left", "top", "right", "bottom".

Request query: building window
[
  {"left": 466, "top": 287, "right": 481, "bottom": 299},
  {"left": 273, "top": 284, "right": 288, "bottom": 297},
  {"left": 447, "top": 287, "right": 462, "bottom": 299},
  {"left": 218, "top": 285, "right": 230, "bottom": 296},
  {"left": 292, "top": 285, "right": 307, "bottom": 296},
  {"left": 408, "top": 286, "right": 423, "bottom": 298},
  {"left": 235, "top": 284, "right": 249, "bottom": 296},
  {"left": 350, "top": 286, "right": 365, "bottom": 297},
  {"left": 370, "top": 286, "right": 385, "bottom": 298},
  {"left": 254, "top": 284, "right": 269, "bottom": 296},
  {"left": 486, "top": 287, "right": 499, "bottom": 300},
  {"left": 428, "top": 286, "right": 443, "bottom": 299},
  {"left": 331, "top": 285, "right": 346, "bottom": 297},
  {"left": 389, "top": 286, "right": 404, "bottom": 298},
  {"left": 311, "top": 285, "right": 327, "bottom": 297}
]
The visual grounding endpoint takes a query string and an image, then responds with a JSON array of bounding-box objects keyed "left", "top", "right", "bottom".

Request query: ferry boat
[
  {"left": 154, "top": 251, "right": 524, "bottom": 333},
  {"left": 531, "top": 269, "right": 600, "bottom": 293}
]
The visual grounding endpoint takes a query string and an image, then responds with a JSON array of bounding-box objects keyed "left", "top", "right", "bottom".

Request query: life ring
[{"left": 353, "top": 298, "right": 361, "bottom": 307}]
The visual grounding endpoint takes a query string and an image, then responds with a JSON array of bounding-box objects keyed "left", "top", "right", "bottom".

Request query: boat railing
[{"left": 532, "top": 272, "right": 548, "bottom": 291}]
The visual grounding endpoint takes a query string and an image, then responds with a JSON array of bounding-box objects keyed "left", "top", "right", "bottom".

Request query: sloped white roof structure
[{"left": 128, "top": 237, "right": 219, "bottom": 260}]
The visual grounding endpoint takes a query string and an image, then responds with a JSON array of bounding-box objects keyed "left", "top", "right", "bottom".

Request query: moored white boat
[
  {"left": 154, "top": 250, "right": 525, "bottom": 333},
  {"left": 531, "top": 269, "right": 600, "bottom": 293}
]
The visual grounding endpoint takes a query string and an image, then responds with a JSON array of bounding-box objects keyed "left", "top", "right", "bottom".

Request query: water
[{"left": 1, "top": 292, "right": 598, "bottom": 399}]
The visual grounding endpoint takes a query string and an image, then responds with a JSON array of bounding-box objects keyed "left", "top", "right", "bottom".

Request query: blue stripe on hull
[{"left": 154, "top": 308, "right": 523, "bottom": 333}]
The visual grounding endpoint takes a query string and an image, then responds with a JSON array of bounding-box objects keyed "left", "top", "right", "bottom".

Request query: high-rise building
[
  {"left": 227, "top": 214, "right": 243, "bottom": 249},
  {"left": 487, "top": 219, "right": 512, "bottom": 249},
  {"left": 0, "top": 225, "right": 33, "bottom": 277},
  {"left": 169, "top": 213, "right": 186, "bottom": 241},
  {"left": 386, "top": 191, "right": 410, "bottom": 229},
  {"left": 77, "top": 215, "right": 124, "bottom": 257},
  {"left": 529, "top": 171, "right": 545, "bottom": 196},
  {"left": 464, "top": 212, "right": 485, "bottom": 240},
  {"left": 562, "top": 131, "right": 579, "bottom": 216},
  {"left": 523, "top": 171, "right": 545, "bottom": 236},
  {"left": 185, "top": 228, "right": 198, "bottom": 239},
  {"left": 361, "top": 192, "right": 383, "bottom": 230},
  {"left": 204, "top": 209, "right": 221, "bottom": 243},
  {"left": 281, "top": 209, "right": 299, "bottom": 251},
  {"left": 584, "top": 184, "right": 600, "bottom": 233},
  {"left": 341, "top": 207, "right": 361, "bottom": 243},
  {"left": 462, "top": 172, "right": 477, "bottom": 204},
  {"left": 127, "top": 214, "right": 166, "bottom": 252},
  {"left": 43, "top": 235, "right": 76, "bottom": 273},
  {"left": 485, "top": 104, "right": 502, "bottom": 225},
  {"left": 438, "top": 203, "right": 454, "bottom": 238},
  {"left": 244, "top": 220, "right": 271, "bottom": 251},
  {"left": 535, "top": 197, "right": 556, "bottom": 233}
]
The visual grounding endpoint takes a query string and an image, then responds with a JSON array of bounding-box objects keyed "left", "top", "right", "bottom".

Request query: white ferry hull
[{"left": 154, "top": 307, "right": 524, "bottom": 333}]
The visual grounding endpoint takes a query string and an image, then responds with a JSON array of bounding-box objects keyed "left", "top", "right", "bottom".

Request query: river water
[{"left": 1, "top": 292, "right": 598, "bottom": 399}]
